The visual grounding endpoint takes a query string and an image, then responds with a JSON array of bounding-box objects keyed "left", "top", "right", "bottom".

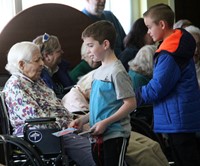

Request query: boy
[
  {"left": 70, "top": 20, "right": 136, "bottom": 166},
  {"left": 136, "top": 3, "right": 200, "bottom": 166}
]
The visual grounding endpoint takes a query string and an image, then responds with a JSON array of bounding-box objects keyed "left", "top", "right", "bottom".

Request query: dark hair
[
  {"left": 81, "top": 20, "right": 116, "bottom": 49},
  {"left": 124, "top": 18, "right": 148, "bottom": 48},
  {"left": 143, "top": 3, "right": 174, "bottom": 28}
]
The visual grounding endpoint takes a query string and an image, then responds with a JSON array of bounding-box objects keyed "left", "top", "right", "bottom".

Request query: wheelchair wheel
[{"left": 0, "top": 135, "right": 44, "bottom": 166}]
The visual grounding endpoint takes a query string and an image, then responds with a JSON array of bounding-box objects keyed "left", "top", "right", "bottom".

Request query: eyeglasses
[{"left": 41, "top": 33, "right": 50, "bottom": 53}]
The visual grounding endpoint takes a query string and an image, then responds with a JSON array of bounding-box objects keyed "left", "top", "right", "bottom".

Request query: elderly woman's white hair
[
  {"left": 5, "top": 41, "right": 40, "bottom": 74},
  {"left": 173, "top": 19, "right": 192, "bottom": 29},
  {"left": 185, "top": 25, "right": 200, "bottom": 87},
  {"left": 185, "top": 25, "right": 200, "bottom": 62},
  {"left": 185, "top": 25, "right": 200, "bottom": 37},
  {"left": 128, "top": 44, "right": 157, "bottom": 77},
  {"left": 81, "top": 42, "right": 87, "bottom": 59}
]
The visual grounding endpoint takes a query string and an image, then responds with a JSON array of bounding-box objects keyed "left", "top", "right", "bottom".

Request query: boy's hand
[{"left": 90, "top": 120, "right": 108, "bottom": 135}]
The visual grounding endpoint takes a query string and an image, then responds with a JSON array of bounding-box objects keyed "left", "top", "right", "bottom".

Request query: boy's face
[
  {"left": 144, "top": 16, "right": 164, "bottom": 42},
  {"left": 83, "top": 37, "right": 105, "bottom": 63}
]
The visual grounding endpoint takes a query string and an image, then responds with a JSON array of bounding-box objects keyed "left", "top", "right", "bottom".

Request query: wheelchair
[
  {"left": 130, "top": 104, "right": 163, "bottom": 143},
  {"left": 0, "top": 91, "right": 69, "bottom": 166},
  {"left": 130, "top": 105, "right": 175, "bottom": 166}
]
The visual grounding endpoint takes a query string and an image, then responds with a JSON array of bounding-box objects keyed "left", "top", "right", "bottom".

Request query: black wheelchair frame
[{"left": 0, "top": 91, "right": 69, "bottom": 166}]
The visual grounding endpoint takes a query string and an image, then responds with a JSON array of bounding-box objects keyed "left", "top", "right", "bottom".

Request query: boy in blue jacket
[{"left": 136, "top": 4, "right": 200, "bottom": 166}]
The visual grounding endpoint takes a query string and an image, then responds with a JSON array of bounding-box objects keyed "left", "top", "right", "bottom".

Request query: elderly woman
[
  {"left": 128, "top": 44, "right": 157, "bottom": 91},
  {"left": 128, "top": 44, "right": 156, "bottom": 125},
  {"left": 3, "top": 41, "right": 96, "bottom": 166},
  {"left": 185, "top": 25, "right": 200, "bottom": 87},
  {"left": 33, "top": 33, "right": 74, "bottom": 98}
]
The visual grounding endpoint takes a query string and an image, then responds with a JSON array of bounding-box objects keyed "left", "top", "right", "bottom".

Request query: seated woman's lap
[{"left": 63, "top": 133, "right": 96, "bottom": 166}]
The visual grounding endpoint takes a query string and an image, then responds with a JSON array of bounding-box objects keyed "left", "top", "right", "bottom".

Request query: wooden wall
[{"left": 0, "top": 3, "right": 93, "bottom": 86}]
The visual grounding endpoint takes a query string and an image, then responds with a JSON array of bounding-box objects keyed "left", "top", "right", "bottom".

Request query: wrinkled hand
[{"left": 90, "top": 120, "right": 108, "bottom": 136}]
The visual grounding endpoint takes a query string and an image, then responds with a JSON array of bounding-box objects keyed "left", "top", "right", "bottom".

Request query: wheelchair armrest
[{"left": 25, "top": 117, "right": 56, "bottom": 124}]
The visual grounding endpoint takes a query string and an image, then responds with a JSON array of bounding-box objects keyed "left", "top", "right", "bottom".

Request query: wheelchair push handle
[{"left": 25, "top": 117, "right": 56, "bottom": 124}]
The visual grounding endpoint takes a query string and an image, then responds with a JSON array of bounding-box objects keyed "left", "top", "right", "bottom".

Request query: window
[
  {"left": 0, "top": 0, "right": 174, "bottom": 34},
  {"left": 22, "top": 0, "right": 85, "bottom": 11},
  {"left": 0, "top": 0, "right": 132, "bottom": 34},
  {"left": 22, "top": 0, "right": 131, "bottom": 33},
  {"left": 0, "top": 0, "right": 15, "bottom": 32}
]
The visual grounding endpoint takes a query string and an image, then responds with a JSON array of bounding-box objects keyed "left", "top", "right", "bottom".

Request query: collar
[
  {"left": 44, "top": 65, "right": 59, "bottom": 76},
  {"left": 156, "top": 29, "right": 182, "bottom": 53},
  {"left": 13, "top": 72, "right": 35, "bottom": 83}
]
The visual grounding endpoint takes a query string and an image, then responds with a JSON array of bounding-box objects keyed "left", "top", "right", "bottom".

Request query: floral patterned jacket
[{"left": 3, "top": 73, "right": 72, "bottom": 136}]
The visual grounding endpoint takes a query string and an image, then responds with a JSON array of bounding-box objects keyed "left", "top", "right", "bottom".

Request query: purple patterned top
[{"left": 3, "top": 73, "right": 72, "bottom": 136}]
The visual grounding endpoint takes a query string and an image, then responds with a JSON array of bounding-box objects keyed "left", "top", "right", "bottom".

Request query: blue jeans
[{"left": 63, "top": 133, "right": 96, "bottom": 166}]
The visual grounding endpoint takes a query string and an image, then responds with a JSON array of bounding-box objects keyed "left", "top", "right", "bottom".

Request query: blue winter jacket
[{"left": 137, "top": 29, "right": 200, "bottom": 133}]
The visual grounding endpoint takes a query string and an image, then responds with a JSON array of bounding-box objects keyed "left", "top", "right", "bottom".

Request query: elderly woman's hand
[
  {"left": 69, "top": 113, "right": 89, "bottom": 131},
  {"left": 69, "top": 118, "right": 83, "bottom": 130}
]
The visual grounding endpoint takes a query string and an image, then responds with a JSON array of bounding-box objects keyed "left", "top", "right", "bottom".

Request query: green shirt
[{"left": 69, "top": 60, "right": 93, "bottom": 83}]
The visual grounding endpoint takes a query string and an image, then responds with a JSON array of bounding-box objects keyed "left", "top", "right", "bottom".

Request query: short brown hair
[
  {"left": 82, "top": 20, "right": 116, "bottom": 50},
  {"left": 143, "top": 3, "right": 175, "bottom": 28}
]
